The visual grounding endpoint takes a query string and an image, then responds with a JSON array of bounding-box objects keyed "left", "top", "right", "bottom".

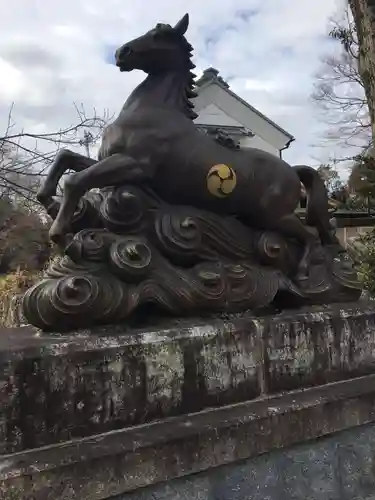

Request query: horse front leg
[
  {"left": 49, "top": 153, "right": 153, "bottom": 245},
  {"left": 37, "top": 149, "right": 97, "bottom": 210}
]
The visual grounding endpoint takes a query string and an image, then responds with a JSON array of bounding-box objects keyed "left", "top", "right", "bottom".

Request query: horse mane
[{"left": 179, "top": 35, "right": 198, "bottom": 120}]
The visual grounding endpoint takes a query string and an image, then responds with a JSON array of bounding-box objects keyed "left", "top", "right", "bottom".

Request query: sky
[{"left": 0, "top": 0, "right": 350, "bottom": 168}]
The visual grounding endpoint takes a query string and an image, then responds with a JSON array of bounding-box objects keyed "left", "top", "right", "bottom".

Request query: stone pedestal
[{"left": 2, "top": 302, "right": 375, "bottom": 499}]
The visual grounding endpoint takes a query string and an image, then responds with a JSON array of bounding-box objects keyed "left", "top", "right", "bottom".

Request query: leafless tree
[
  {"left": 0, "top": 103, "right": 109, "bottom": 211},
  {"left": 311, "top": 8, "right": 372, "bottom": 155},
  {"left": 317, "top": 163, "right": 341, "bottom": 191}
]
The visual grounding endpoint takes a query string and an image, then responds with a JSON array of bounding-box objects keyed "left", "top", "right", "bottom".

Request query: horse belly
[
  {"left": 155, "top": 138, "right": 300, "bottom": 221},
  {"left": 153, "top": 145, "right": 248, "bottom": 212}
]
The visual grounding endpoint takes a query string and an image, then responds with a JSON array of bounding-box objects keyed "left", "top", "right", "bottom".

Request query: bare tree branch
[
  {"left": 0, "top": 103, "right": 110, "bottom": 210},
  {"left": 311, "top": 8, "right": 372, "bottom": 156}
]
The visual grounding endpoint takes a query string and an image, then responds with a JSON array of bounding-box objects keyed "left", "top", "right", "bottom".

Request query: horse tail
[{"left": 294, "top": 164, "right": 335, "bottom": 245}]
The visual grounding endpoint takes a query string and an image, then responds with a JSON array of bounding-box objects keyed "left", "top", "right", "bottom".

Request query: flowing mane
[{"left": 177, "top": 36, "right": 199, "bottom": 119}]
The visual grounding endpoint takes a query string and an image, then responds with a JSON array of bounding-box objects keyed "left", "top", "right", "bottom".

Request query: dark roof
[
  {"left": 196, "top": 67, "right": 230, "bottom": 88},
  {"left": 196, "top": 124, "right": 254, "bottom": 137},
  {"left": 195, "top": 68, "right": 295, "bottom": 141}
]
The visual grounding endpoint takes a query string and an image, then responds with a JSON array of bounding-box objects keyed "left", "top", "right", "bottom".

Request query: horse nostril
[
  {"left": 115, "top": 46, "right": 132, "bottom": 63},
  {"left": 121, "top": 46, "right": 132, "bottom": 57}
]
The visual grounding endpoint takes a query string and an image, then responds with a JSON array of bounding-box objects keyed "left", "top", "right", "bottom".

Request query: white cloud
[
  {"left": 0, "top": 59, "right": 24, "bottom": 101},
  {"left": 0, "top": 0, "right": 353, "bottom": 168}
]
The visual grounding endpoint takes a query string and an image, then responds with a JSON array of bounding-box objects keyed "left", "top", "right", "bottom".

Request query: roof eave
[{"left": 195, "top": 79, "right": 295, "bottom": 143}]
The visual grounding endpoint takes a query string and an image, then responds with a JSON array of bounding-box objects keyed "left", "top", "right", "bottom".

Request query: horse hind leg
[
  {"left": 37, "top": 149, "right": 96, "bottom": 207},
  {"left": 272, "top": 213, "right": 319, "bottom": 277}
]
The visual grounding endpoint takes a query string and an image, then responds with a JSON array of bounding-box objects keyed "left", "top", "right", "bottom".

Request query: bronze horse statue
[{"left": 37, "top": 13, "right": 335, "bottom": 277}]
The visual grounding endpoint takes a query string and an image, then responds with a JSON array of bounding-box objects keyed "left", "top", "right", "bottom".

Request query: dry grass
[{"left": 0, "top": 268, "right": 41, "bottom": 327}]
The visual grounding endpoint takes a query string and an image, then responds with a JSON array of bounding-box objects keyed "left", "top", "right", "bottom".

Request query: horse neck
[{"left": 122, "top": 70, "right": 197, "bottom": 119}]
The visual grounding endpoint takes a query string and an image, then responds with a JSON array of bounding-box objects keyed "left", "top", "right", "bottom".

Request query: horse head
[{"left": 115, "top": 14, "right": 193, "bottom": 75}]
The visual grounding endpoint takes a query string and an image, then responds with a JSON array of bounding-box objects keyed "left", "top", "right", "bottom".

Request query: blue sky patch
[
  {"left": 277, "top": 46, "right": 294, "bottom": 58},
  {"left": 103, "top": 44, "right": 117, "bottom": 65}
]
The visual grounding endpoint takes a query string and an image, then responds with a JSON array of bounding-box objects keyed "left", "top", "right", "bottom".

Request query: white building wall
[
  {"left": 193, "top": 83, "right": 291, "bottom": 151},
  {"left": 195, "top": 103, "right": 280, "bottom": 157},
  {"left": 240, "top": 135, "right": 279, "bottom": 157},
  {"left": 194, "top": 103, "right": 244, "bottom": 127}
]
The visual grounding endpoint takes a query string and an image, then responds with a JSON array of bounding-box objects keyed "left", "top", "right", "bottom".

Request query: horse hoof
[
  {"left": 36, "top": 188, "right": 52, "bottom": 205},
  {"left": 295, "top": 267, "right": 310, "bottom": 282},
  {"left": 49, "top": 225, "right": 65, "bottom": 246},
  {"left": 296, "top": 274, "right": 309, "bottom": 282}
]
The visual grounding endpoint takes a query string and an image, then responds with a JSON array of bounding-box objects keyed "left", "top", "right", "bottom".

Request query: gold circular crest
[{"left": 206, "top": 164, "right": 237, "bottom": 198}]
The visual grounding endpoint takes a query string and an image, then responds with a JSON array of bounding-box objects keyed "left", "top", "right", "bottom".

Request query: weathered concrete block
[
  {"left": 2, "top": 374, "right": 375, "bottom": 499},
  {"left": 116, "top": 422, "right": 375, "bottom": 500},
  {"left": 1, "top": 302, "right": 375, "bottom": 455}
]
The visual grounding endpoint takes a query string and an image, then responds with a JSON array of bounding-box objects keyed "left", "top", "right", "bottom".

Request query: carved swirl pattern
[
  {"left": 99, "top": 185, "right": 157, "bottom": 234},
  {"left": 23, "top": 185, "right": 363, "bottom": 331},
  {"left": 110, "top": 238, "right": 153, "bottom": 281},
  {"left": 154, "top": 211, "right": 203, "bottom": 262},
  {"left": 23, "top": 274, "right": 130, "bottom": 330},
  {"left": 72, "top": 229, "right": 111, "bottom": 261}
]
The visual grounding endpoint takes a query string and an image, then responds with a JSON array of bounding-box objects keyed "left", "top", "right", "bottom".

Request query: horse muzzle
[{"left": 115, "top": 46, "right": 135, "bottom": 71}]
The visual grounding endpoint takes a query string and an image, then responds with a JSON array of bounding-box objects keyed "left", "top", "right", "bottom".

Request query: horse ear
[{"left": 174, "top": 13, "right": 189, "bottom": 35}]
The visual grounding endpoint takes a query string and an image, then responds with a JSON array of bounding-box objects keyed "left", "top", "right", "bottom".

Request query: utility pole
[{"left": 79, "top": 130, "right": 95, "bottom": 158}]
